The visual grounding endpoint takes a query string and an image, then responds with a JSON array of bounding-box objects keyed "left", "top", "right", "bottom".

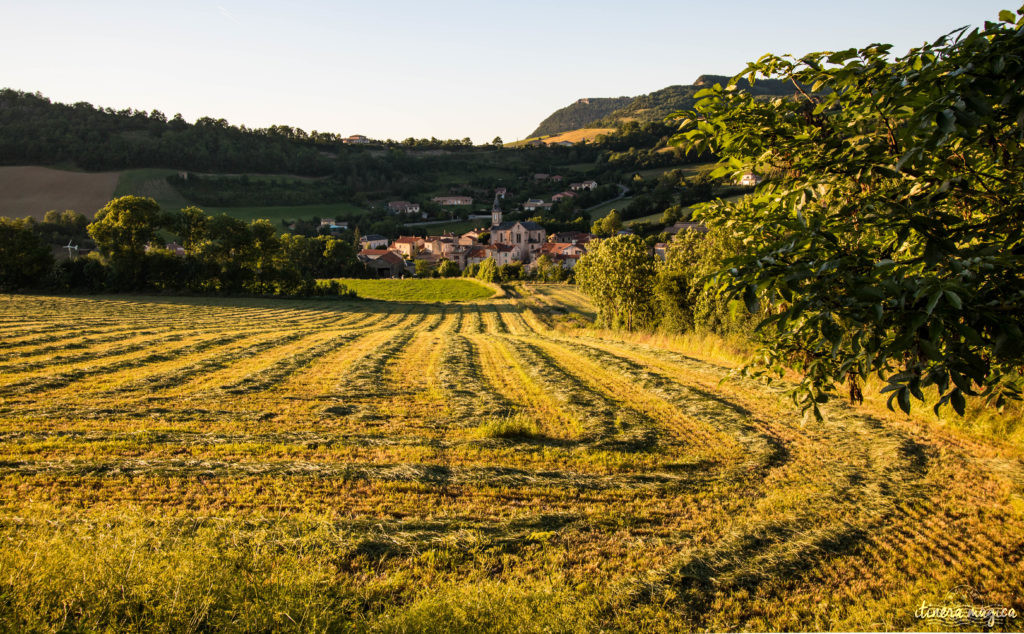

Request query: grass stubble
[{"left": 0, "top": 289, "right": 1021, "bottom": 632}]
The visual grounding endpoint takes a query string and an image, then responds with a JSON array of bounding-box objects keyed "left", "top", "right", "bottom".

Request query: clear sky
[{"left": 0, "top": 1, "right": 1013, "bottom": 143}]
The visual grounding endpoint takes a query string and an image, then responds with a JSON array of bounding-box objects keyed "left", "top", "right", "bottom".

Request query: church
[{"left": 488, "top": 201, "right": 546, "bottom": 264}]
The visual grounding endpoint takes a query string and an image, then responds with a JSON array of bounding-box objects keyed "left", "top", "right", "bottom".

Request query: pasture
[
  {"left": 0, "top": 166, "right": 119, "bottom": 219},
  {"left": 339, "top": 278, "right": 496, "bottom": 302},
  {"left": 114, "top": 168, "right": 188, "bottom": 212},
  {"left": 0, "top": 290, "right": 1021, "bottom": 631}
]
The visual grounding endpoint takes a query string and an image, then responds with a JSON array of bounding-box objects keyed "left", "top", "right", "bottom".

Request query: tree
[
  {"left": 0, "top": 218, "right": 53, "bottom": 291},
  {"left": 492, "top": 136, "right": 503, "bottom": 148},
  {"left": 591, "top": 210, "right": 622, "bottom": 237},
  {"left": 173, "top": 206, "right": 209, "bottom": 252},
  {"left": 88, "top": 196, "right": 163, "bottom": 288},
  {"left": 534, "top": 254, "right": 562, "bottom": 282},
  {"left": 476, "top": 257, "right": 499, "bottom": 283},
  {"left": 414, "top": 259, "right": 434, "bottom": 277},
  {"left": 437, "top": 259, "right": 459, "bottom": 277},
  {"left": 575, "top": 234, "right": 657, "bottom": 330},
  {"left": 672, "top": 8, "right": 1024, "bottom": 418}
]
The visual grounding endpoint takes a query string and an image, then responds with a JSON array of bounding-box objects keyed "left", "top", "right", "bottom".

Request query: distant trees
[
  {"left": 2, "top": 196, "right": 363, "bottom": 297},
  {"left": 0, "top": 89, "right": 336, "bottom": 175}
]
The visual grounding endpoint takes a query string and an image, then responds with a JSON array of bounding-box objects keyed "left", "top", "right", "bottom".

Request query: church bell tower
[{"left": 491, "top": 195, "right": 503, "bottom": 227}]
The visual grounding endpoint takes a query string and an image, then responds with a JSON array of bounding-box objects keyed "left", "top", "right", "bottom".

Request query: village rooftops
[{"left": 550, "top": 231, "right": 592, "bottom": 244}]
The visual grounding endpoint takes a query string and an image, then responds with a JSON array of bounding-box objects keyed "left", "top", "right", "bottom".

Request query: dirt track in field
[{"left": 0, "top": 166, "right": 120, "bottom": 219}]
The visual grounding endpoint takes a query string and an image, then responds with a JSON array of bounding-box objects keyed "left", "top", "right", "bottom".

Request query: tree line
[{"left": 0, "top": 197, "right": 362, "bottom": 297}]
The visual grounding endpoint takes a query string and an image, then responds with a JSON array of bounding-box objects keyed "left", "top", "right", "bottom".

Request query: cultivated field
[
  {"left": 0, "top": 289, "right": 1022, "bottom": 631},
  {"left": 0, "top": 166, "right": 119, "bottom": 219}
]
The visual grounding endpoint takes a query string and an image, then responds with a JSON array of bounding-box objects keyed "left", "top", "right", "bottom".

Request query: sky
[{"left": 0, "top": 1, "right": 1014, "bottom": 143}]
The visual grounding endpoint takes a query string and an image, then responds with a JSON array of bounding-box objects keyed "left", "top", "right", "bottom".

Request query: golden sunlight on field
[{"left": 0, "top": 288, "right": 1021, "bottom": 631}]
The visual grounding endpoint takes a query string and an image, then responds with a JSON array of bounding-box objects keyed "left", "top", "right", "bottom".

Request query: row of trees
[
  {"left": 575, "top": 233, "right": 751, "bottom": 334},
  {"left": 1, "top": 197, "right": 362, "bottom": 296}
]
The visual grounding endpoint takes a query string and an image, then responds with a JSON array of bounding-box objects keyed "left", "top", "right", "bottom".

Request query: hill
[
  {"left": 530, "top": 74, "right": 798, "bottom": 137},
  {"left": 529, "top": 96, "right": 632, "bottom": 138}
]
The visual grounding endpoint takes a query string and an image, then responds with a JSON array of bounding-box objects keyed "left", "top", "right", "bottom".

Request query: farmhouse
[
  {"left": 388, "top": 236, "right": 423, "bottom": 258},
  {"left": 738, "top": 172, "right": 763, "bottom": 186},
  {"left": 465, "top": 244, "right": 516, "bottom": 267},
  {"left": 540, "top": 242, "right": 586, "bottom": 268},
  {"left": 431, "top": 195, "right": 473, "bottom": 206},
  {"left": 388, "top": 200, "right": 421, "bottom": 215},
  {"left": 551, "top": 191, "right": 576, "bottom": 202},
  {"left": 458, "top": 229, "right": 484, "bottom": 245},
  {"left": 422, "top": 234, "right": 457, "bottom": 257},
  {"left": 522, "top": 199, "right": 550, "bottom": 212},
  {"left": 359, "top": 234, "right": 389, "bottom": 250},
  {"left": 343, "top": 134, "right": 370, "bottom": 144},
  {"left": 357, "top": 249, "right": 406, "bottom": 277}
]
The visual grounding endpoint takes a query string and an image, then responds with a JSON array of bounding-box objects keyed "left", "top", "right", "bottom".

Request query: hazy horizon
[{"left": 0, "top": 1, "right": 1013, "bottom": 143}]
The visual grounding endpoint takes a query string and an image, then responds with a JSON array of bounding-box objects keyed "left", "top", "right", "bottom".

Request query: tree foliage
[
  {"left": 575, "top": 235, "right": 657, "bottom": 331},
  {"left": 0, "top": 218, "right": 54, "bottom": 291},
  {"left": 672, "top": 7, "right": 1024, "bottom": 418},
  {"left": 475, "top": 258, "right": 499, "bottom": 283}
]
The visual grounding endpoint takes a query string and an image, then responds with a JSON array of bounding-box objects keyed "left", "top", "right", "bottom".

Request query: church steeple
[{"left": 491, "top": 195, "right": 503, "bottom": 227}]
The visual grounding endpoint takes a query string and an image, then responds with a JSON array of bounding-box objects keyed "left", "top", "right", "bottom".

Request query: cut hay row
[{"left": 0, "top": 294, "right": 1021, "bottom": 632}]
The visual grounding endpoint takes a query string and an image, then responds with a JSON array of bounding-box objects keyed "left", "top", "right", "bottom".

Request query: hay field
[
  {"left": 543, "top": 128, "right": 616, "bottom": 144},
  {"left": 0, "top": 289, "right": 1022, "bottom": 631},
  {"left": 0, "top": 166, "right": 119, "bottom": 219}
]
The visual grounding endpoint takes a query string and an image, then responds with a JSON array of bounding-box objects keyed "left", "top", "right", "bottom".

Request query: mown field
[{"left": 0, "top": 287, "right": 1022, "bottom": 631}]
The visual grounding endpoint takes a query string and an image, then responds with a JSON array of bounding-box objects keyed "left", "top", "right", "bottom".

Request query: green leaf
[
  {"left": 897, "top": 387, "right": 911, "bottom": 414},
  {"left": 950, "top": 389, "right": 967, "bottom": 416},
  {"left": 943, "top": 290, "right": 962, "bottom": 310},
  {"left": 743, "top": 284, "right": 760, "bottom": 313},
  {"left": 999, "top": 9, "right": 1015, "bottom": 22}
]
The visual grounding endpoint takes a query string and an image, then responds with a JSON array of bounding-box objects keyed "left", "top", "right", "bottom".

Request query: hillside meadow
[{"left": 0, "top": 287, "right": 1021, "bottom": 631}]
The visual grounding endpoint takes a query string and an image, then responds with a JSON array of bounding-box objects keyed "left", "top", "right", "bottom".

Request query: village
[{"left": 354, "top": 178, "right": 603, "bottom": 277}]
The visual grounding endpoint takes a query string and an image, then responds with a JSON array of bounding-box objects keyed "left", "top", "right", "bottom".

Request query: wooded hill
[{"left": 530, "top": 74, "right": 797, "bottom": 137}]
